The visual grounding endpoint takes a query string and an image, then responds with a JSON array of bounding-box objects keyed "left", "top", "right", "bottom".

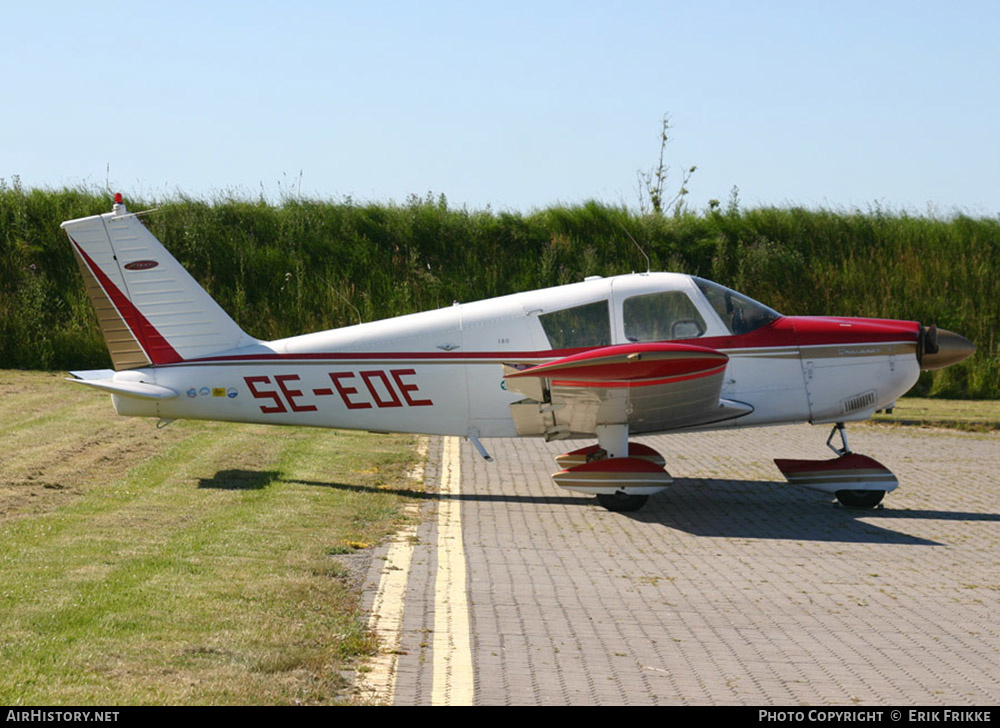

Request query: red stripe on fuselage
[
  {"left": 71, "top": 237, "right": 183, "bottom": 365},
  {"left": 695, "top": 316, "right": 920, "bottom": 351},
  {"left": 784, "top": 316, "right": 921, "bottom": 347},
  {"left": 163, "top": 315, "right": 919, "bottom": 368}
]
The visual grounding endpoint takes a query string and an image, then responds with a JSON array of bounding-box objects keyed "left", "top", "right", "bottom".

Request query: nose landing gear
[{"left": 774, "top": 423, "right": 898, "bottom": 509}]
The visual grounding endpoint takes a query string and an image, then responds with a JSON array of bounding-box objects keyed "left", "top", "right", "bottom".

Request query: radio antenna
[
  {"left": 618, "top": 221, "right": 650, "bottom": 274},
  {"left": 327, "top": 282, "right": 363, "bottom": 325}
]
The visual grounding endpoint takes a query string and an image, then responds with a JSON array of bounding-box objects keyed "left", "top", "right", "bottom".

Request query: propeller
[{"left": 921, "top": 324, "right": 939, "bottom": 356}]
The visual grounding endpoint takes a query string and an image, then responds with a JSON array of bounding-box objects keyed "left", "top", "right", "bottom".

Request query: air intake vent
[{"left": 842, "top": 390, "right": 877, "bottom": 414}]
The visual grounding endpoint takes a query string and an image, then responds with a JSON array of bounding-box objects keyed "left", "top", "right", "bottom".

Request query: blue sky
[{"left": 2, "top": 1, "right": 997, "bottom": 215}]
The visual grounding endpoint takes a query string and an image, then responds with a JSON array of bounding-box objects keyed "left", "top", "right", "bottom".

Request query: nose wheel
[
  {"left": 834, "top": 488, "right": 885, "bottom": 508},
  {"left": 774, "top": 423, "right": 897, "bottom": 509}
]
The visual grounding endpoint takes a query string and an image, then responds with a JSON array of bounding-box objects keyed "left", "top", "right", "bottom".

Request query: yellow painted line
[
  {"left": 431, "top": 436, "right": 475, "bottom": 705},
  {"left": 358, "top": 437, "right": 427, "bottom": 705}
]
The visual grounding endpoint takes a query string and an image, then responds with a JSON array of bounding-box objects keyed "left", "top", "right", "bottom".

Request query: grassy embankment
[
  {"left": 1, "top": 185, "right": 996, "bottom": 397},
  {"left": 0, "top": 370, "right": 422, "bottom": 705}
]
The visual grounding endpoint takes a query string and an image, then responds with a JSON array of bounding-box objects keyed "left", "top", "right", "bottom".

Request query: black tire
[
  {"left": 835, "top": 489, "right": 885, "bottom": 509},
  {"left": 596, "top": 492, "right": 649, "bottom": 512}
]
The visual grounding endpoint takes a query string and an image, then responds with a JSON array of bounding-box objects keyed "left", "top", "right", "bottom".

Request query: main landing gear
[
  {"left": 549, "top": 422, "right": 899, "bottom": 513},
  {"left": 774, "top": 423, "right": 898, "bottom": 509},
  {"left": 595, "top": 491, "right": 650, "bottom": 513},
  {"left": 550, "top": 425, "right": 669, "bottom": 512}
]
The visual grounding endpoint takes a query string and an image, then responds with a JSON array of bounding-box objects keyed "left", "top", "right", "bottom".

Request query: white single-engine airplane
[{"left": 62, "top": 196, "right": 975, "bottom": 512}]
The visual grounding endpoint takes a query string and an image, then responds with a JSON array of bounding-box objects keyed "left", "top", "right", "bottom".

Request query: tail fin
[{"left": 62, "top": 197, "right": 256, "bottom": 370}]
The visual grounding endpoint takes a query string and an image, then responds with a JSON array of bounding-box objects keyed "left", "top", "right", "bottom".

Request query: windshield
[{"left": 693, "top": 278, "right": 781, "bottom": 335}]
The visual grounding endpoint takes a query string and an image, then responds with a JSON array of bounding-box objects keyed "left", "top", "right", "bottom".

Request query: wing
[{"left": 504, "top": 342, "right": 752, "bottom": 440}]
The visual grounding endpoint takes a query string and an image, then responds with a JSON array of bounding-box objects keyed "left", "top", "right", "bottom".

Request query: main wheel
[
  {"left": 596, "top": 492, "right": 649, "bottom": 512},
  {"left": 835, "top": 489, "right": 885, "bottom": 509}
]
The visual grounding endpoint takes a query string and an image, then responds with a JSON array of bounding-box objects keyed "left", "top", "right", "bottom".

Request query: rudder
[{"left": 62, "top": 197, "right": 256, "bottom": 369}]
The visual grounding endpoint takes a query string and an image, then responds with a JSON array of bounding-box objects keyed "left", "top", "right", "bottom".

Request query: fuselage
[{"left": 110, "top": 272, "right": 922, "bottom": 439}]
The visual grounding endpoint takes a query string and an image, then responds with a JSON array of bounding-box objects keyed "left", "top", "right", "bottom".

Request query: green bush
[{"left": 1, "top": 185, "right": 995, "bottom": 397}]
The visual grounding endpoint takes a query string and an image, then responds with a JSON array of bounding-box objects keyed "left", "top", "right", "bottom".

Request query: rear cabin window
[
  {"left": 539, "top": 300, "right": 611, "bottom": 349},
  {"left": 623, "top": 291, "right": 706, "bottom": 341}
]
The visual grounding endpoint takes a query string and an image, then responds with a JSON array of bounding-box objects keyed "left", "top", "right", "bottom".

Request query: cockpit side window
[
  {"left": 539, "top": 300, "right": 611, "bottom": 349},
  {"left": 693, "top": 277, "right": 781, "bottom": 335},
  {"left": 623, "top": 291, "right": 706, "bottom": 342}
]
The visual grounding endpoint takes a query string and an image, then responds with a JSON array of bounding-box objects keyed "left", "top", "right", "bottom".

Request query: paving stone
[{"left": 368, "top": 424, "right": 1000, "bottom": 705}]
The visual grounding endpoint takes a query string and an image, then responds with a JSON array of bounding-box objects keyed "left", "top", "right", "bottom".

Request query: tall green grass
[{"left": 1, "top": 184, "right": 996, "bottom": 397}]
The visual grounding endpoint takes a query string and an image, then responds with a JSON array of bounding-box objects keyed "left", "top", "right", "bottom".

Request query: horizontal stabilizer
[
  {"left": 68, "top": 369, "right": 116, "bottom": 380},
  {"left": 67, "top": 371, "right": 178, "bottom": 400}
]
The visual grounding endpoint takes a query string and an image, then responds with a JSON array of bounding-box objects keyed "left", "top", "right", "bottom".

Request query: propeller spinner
[{"left": 920, "top": 325, "right": 975, "bottom": 370}]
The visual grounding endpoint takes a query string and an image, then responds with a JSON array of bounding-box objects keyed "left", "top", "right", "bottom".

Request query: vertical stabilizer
[{"left": 62, "top": 197, "right": 256, "bottom": 369}]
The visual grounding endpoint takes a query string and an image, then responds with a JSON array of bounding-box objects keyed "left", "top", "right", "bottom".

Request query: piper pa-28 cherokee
[{"left": 62, "top": 196, "right": 975, "bottom": 512}]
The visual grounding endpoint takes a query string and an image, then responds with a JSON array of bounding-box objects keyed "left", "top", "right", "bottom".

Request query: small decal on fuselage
[{"left": 123, "top": 260, "right": 159, "bottom": 270}]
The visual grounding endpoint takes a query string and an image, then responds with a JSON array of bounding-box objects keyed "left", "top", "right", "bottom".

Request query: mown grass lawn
[
  {"left": 870, "top": 396, "right": 1000, "bottom": 432},
  {"left": 0, "top": 370, "right": 424, "bottom": 705}
]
